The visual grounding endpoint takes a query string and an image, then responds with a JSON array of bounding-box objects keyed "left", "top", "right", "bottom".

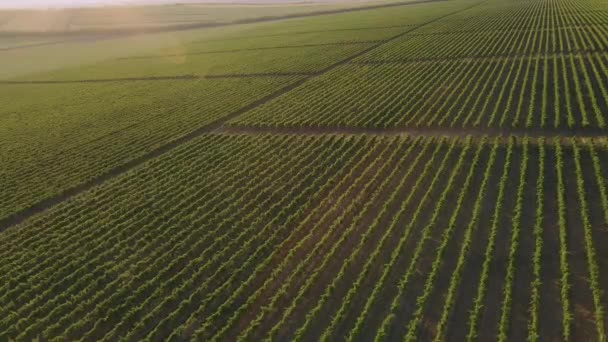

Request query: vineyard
[
  {"left": 234, "top": 0, "right": 608, "bottom": 130},
  {"left": 1, "top": 0, "right": 608, "bottom": 341}
]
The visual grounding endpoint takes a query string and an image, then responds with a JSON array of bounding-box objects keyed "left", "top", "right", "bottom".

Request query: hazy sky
[
  {"left": 0, "top": 0, "right": 324, "bottom": 9},
  {"left": 0, "top": 0, "right": 189, "bottom": 9},
  {"left": 0, "top": 0, "right": 118, "bottom": 8}
]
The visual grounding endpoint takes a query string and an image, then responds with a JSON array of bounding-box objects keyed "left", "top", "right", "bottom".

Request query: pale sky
[
  {"left": 0, "top": 0, "right": 123, "bottom": 9},
  {"left": 0, "top": 0, "right": 321, "bottom": 9},
  {"left": 0, "top": 0, "right": 193, "bottom": 9}
]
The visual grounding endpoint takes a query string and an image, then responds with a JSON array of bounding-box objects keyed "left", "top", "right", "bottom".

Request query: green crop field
[{"left": 1, "top": 0, "right": 608, "bottom": 341}]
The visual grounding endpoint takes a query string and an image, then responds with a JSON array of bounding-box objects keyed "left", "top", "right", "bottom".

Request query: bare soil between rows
[{"left": 219, "top": 124, "right": 608, "bottom": 141}]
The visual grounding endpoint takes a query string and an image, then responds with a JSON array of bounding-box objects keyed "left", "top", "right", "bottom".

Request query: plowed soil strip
[
  {"left": 404, "top": 24, "right": 608, "bottom": 36},
  {"left": 218, "top": 125, "right": 608, "bottom": 140},
  {"left": 351, "top": 50, "right": 608, "bottom": 65},
  {"left": 204, "top": 73, "right": 317, "bottom": 79},
  {"left": 118, "top": 41, "right": 386, "bottom": 60}
]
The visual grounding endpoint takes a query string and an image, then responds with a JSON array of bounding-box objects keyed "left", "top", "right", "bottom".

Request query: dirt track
[{"left": 218, "top": 124, "right": 608, "bottom": 140}]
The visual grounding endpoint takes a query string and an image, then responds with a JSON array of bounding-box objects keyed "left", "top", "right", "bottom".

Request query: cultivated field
[
  {"left": 1, "top": 0, "right": 607, "bottom": 341},
  {"left": 0, "top": 0, "right": 414, "bottom": 34}
]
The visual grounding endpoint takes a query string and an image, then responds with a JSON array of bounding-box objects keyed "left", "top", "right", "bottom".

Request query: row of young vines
[{"left": 2, "top": 134, "right": 608, "bottom": 341}]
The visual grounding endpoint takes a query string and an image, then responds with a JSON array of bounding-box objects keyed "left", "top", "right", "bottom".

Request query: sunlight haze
[
  {"left": 0, "top": 0, "right": 362, "bottom": 9},
  {"left": 1, "top": 1, "right": 178, "bottom": 9}
]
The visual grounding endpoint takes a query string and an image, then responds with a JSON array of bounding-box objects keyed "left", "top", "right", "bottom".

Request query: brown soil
[
  {"left": 215, "top": 140, "right": 388, "bottom": 341},
  {"left": 219, "top": 124, "right": 608, "bottom": 141},
  {"left": 358, "top": 145, "right": 471, "bottom": 340},
  {"left": 538, "top": 145, "right": 566, "bottom": 341},
  {"left": 577, "top": 146, "right": 608, "bottom": 335},
  {"left": 475, "top": 147, "right": 522, "bottom": 340},
  {"left": 267, "top": 140, "right": 413, "bottom": 340},
  {"left": 416, "top": 145, "right": 495, "bottom": 341},
  {"left": 562, "top": 147, "right": 599, "bottom": 341},
  {"left": 436, "top": 146, "right": 506, "bottom": 340},
  {"left": 297, "top": 142, "right": 435, "bottom": 341},
  {"left": 506, "top": 144, "right": 538, "bottom": 341}
]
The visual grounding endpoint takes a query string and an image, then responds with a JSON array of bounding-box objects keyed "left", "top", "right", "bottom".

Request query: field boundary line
[
  {"left": 0, "top": 0, "right": 488, "bottom": 232},
  {"left": 0, "top": 39, "right": 77, "bottom": 52},
  {"left": 0, "top": 75, "right": 200, "bottom": 84},
  {"left": 350, "top": 50, "right": 608, "bottom": 65},
  {"left": 0, "top": 34, "right": 132, "bottom": 52},
  {"left": 204, "top": 72, "right": 317, "bottom": 79},
  {"left": 117, "top": 41, "right": 386, "bottom": 60},
  {"left": 402, "top": 23, "right": 608, "bottom": 36},
  {"left": 190, "top": 25, "right": 415, "bottom": 44},
  {"left": 218, "top": 124, "right": 608, "bottom": 140},
  {"left": 0, "top": 73, "right": 315, "bottom": 84}
]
